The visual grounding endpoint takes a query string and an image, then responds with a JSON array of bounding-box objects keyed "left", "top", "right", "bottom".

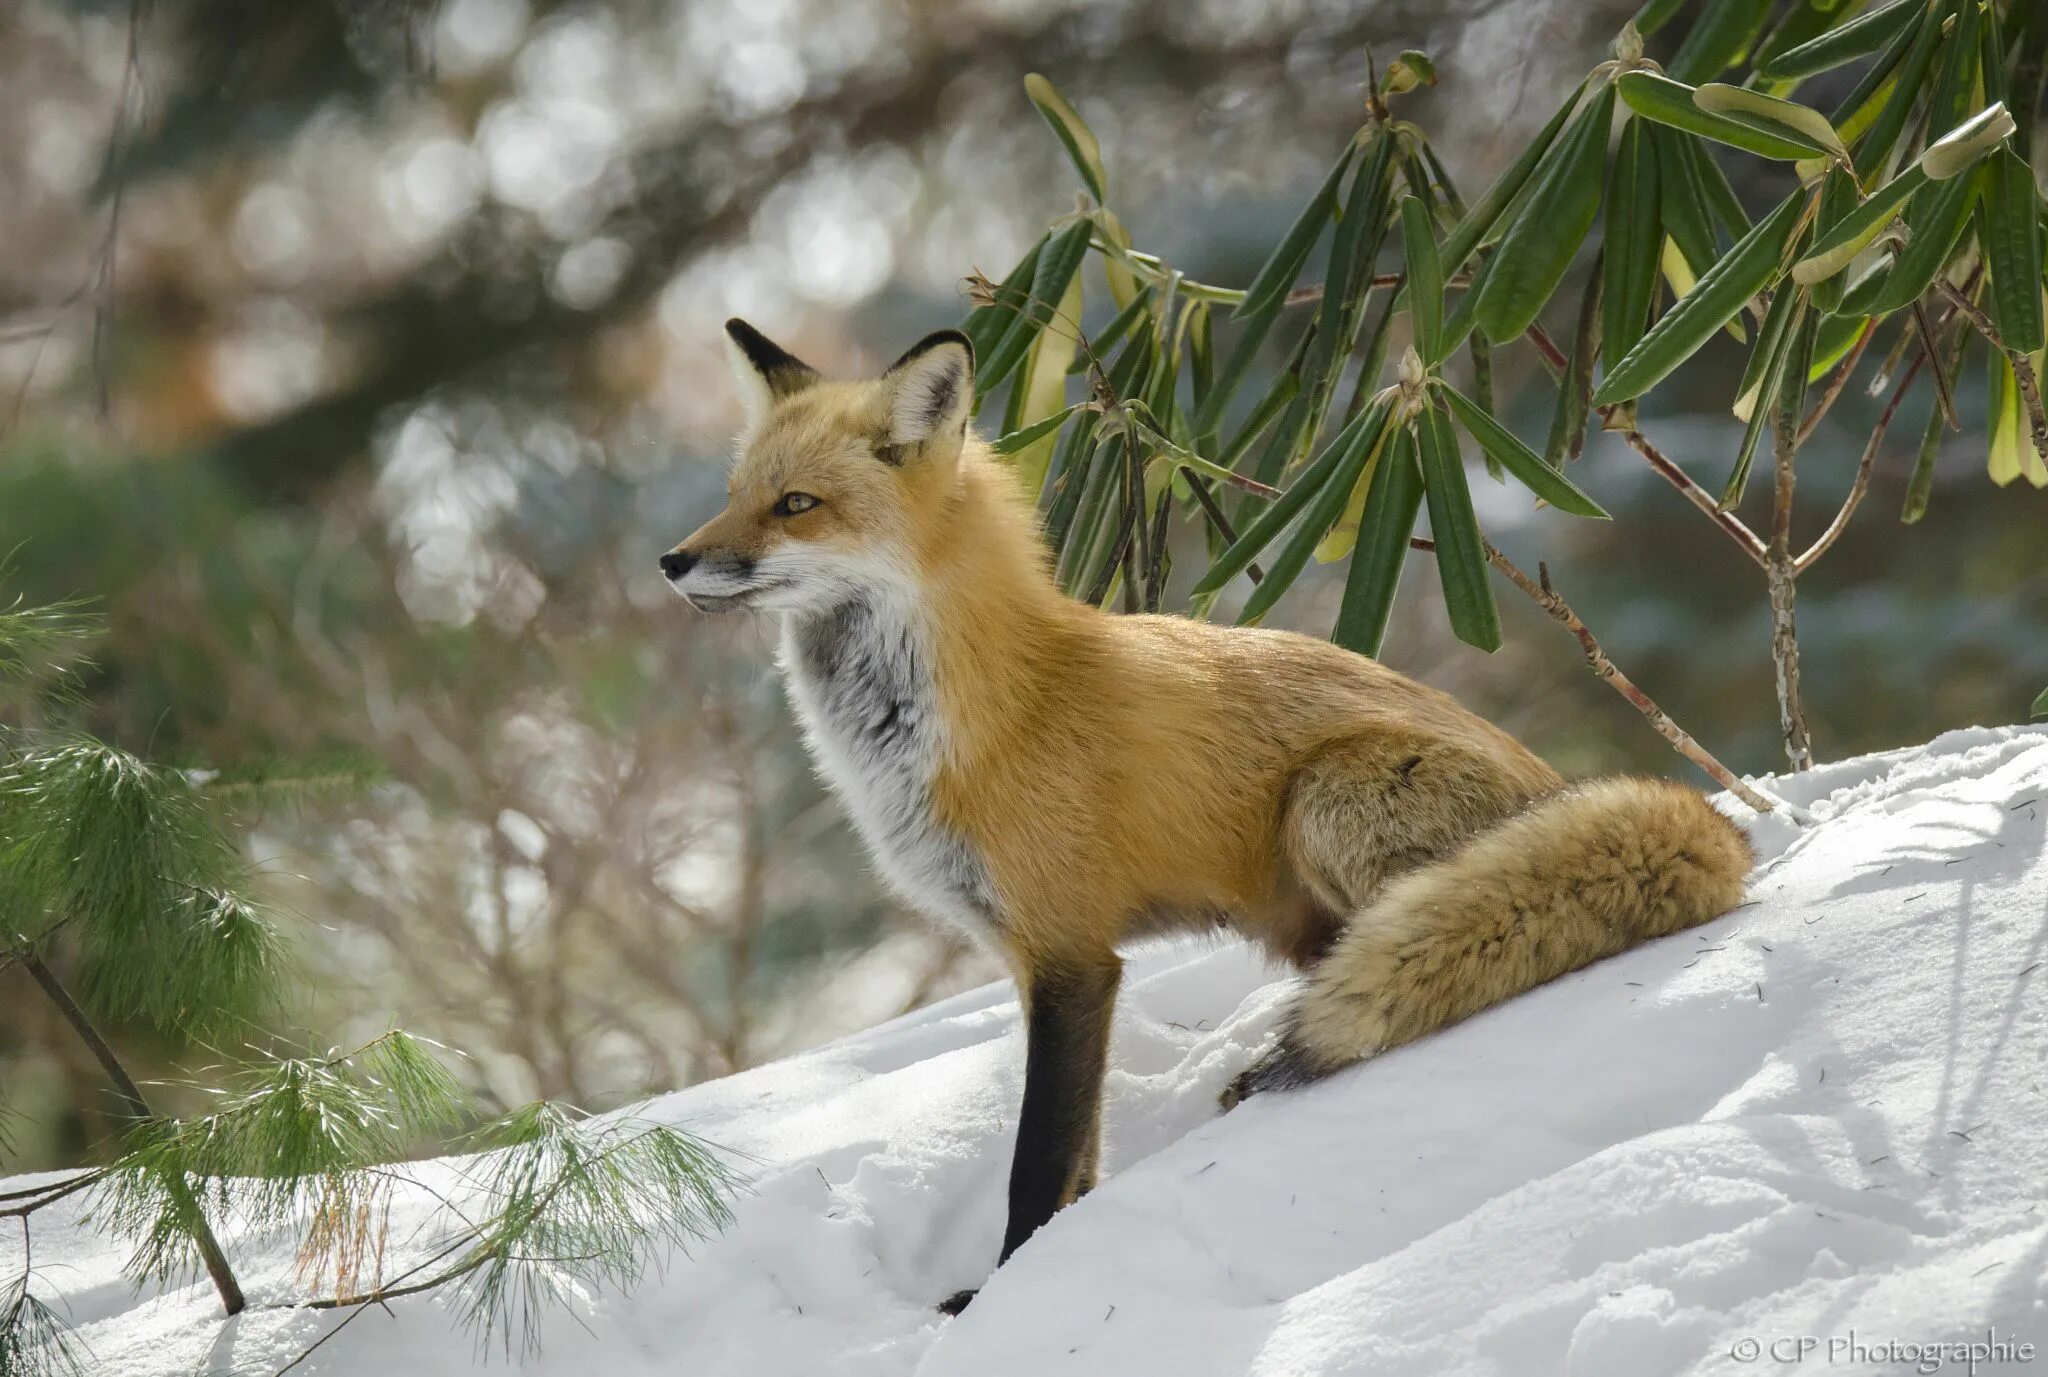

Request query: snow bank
[{"left": 17, "top": 725, "right": 2048, "bottom": 1376}]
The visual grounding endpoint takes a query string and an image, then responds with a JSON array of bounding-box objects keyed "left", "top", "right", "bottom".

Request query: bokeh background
[{"left": 2, "top": 0, "right": 2042, "bottom": 1168}]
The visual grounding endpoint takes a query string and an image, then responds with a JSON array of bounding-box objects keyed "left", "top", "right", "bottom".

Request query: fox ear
[
  {"left": 881, "top": 330, "right": 975, "bottom": 454},
  {"left": 724, "top": 318, "right": 818, "bottom": 422}
]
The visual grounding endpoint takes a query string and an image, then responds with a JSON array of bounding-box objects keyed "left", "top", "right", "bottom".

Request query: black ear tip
[
  {"left": 724, "top": 318, "right": 761, "bottom": 345},
  {"left": 889, "top": 328, "right": 976, "bottom": 375}
]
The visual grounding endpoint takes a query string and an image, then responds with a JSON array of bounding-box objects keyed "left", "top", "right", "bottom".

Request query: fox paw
[
  {"left": 1219, "top": 1038, "right": 1326, "bottom": 1110},
  {"left": 939, "top": 1288, "right": 979, "bottom": 1316}
]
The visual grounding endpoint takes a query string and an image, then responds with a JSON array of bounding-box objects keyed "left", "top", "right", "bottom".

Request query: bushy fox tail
[{"left": 1227, "top": 778, "right": 1754, "bottom": 1105}]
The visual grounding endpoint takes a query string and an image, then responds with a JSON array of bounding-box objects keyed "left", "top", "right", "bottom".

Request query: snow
[{"left": 15, "top": 725, "right": 2048, "bottom": 1376}]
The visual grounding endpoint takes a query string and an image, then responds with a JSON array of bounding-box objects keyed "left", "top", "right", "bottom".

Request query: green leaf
[
  {"left": 1825, "top": 3, "right": 1924, "bottom": 132},
  {"left": 1003, "top": 263, "right": 1085, "bottom": 495},
  {"left": 1290, "top": 132, "right": 1398, "bottom": 468},
  {"left": 2031, "top": 685, "right": 2048, "bottom": 719},
  {"left": 1654, "top": 125, "right": 1724, "bottom": 286},
  {"left": 1441, "top": 81, "right": 1589, "bottom": 276},
  {"left": 1833, "top": 252, "right": 1898, "bottom": 316},
  {"left": 1187, "top": 299, "right": 1214, "bottom": 408},
  {"left": 1400, "top": 195, "right": 1446, "bottom": 364},
  {"left": 1594, "top": 192, "right": 1806, "bottom": 405},
  {"left": 1807, "top": 312, "right": 1867, "bottom": 378},
  {"left": 1977, "top": 0, "right": 2009, "bottom": 105},
  {"left": 1980, "top": 144, "right": 2046, "bottom": 354},
  {"left": 1544, "top": 262, "right": 1603, "bottom": 467},
  {"left": 1193, "top": 292, "right": 1283, "bottom": 448},
  {"left": 1023, "top": 73, "right": 1107, "bottom": 203},
  {"left": 1440, "top": 241, "right": 1495, "bottom": 358},
  {"left": 1332, "top": 423, "right": 1424, "bottom": 656},
  {"left": 1041, "top": 415, "right": 1104, "bottom": 552},
  {"left": 1724, "top": 283, "right": 1805, "bottom": 507},
  {"left": 1217, "top": 373, "right": 1300, "bottom": 471},
  {"left": 1851, "top": 0, "right": 1948, "bottom": 181},
  {"left": 1865, "top": 162, "right": 1983, "bottom": 313},
  {"left": 1758, "top": 0, "right": 1921, "bottom": 80},
  {"left": 1793, "top": 164, "right": 1926, "bottom": 285},
  {"left": 1985, "top": 347, "right": 2048, "bottom": 487},
  {"left": 1416, "top": 405, "right": 1501, "bottom": 651},
  {"left": 977, "top": 218, "right": 1090, "bottom": 402},
  {"left": 1632, "top": 0, "right": 1688, "bottom": 39},
  {"left": 1068, "top": 290, "right": 1152, "bottom": 374},
  {"left": 1748, "top": 0, "right": 1847, "bottom": 84},
  {"left": 1667, "top": 0, "right": 1773, "bottom": 82},
  {"left": 1693, "top": 83, "right": 1845, "bottom": 159},
  {"left": 1318, "top": 387, "right": 1404, "bottom": 561},
  {"left": 1438, "top": 382, "right": 1610, "bottom": 517},
  {"left": 1384, "top": 49, "right": 1438, "bottom": 95},
  {"left": 1234, "top": 142, "right": 1356, "bottom": 320},
  {"left": 1127, "top": 412, "right": 1277, "bottom": 497},
  {"left": 992, "top": 404, "right": 1087, "bottom": 455},
  {"left": 1925, "top": 0, "right": 1984, "bottom": 140},
  {"left": 1618, "top": 72, "right": 1827, "bottom": 161},
  {"left": 1053, "top": 435, "right": 1125, "bottom": 592},
  {"left": 1188, "top": 400, "right": 1384, "bottom": 598},
  {"left": 1234, "top": 398, "right": 1393, "bottom": 624},
  {"left": 1900, "top": 391, "right": 1945, "bottom": 521},
  {"left": 1603, "top": 119, "right": 1662, "bottom": 373},
  {"left": 1920, "top": 102, "right": 2018, "bottom": 180},
  {"left": 962, "top": 235, "right": 1045, "bottom": 361},
  {"left": 1475, "top": 81, "right": 1616, "bottom": 344},
  {"left": 1684, "top": 131, "right": 1753, "bottom": 240}
]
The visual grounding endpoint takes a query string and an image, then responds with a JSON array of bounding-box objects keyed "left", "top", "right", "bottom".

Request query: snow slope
[{"left": 16, "top": 725, "right": 2048, "bottom": 1376}]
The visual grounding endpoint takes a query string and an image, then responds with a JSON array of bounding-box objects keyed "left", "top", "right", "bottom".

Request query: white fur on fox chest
[{"left": 779, "top": 594, "right": 1002, "bottom": 940}]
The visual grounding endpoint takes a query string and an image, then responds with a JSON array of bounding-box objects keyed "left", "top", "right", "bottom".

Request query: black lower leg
[{"left": 998, "top": 958, "right": 1119, "bottom": 1264}]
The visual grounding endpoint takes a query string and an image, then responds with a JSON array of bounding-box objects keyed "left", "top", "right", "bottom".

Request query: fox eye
[{"left": 772, "top": 491, "right": 821, "bottom": 517}]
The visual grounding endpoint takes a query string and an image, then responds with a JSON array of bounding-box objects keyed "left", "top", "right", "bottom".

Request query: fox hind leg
[
  {"left": 1226, "top": 777, "right": 1751, "bottom": 1110},
  {"left": 1230, "top": 736, "right": 1548, "bottom": 1108}
]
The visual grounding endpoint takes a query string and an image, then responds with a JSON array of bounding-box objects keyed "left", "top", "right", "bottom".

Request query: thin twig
[
  {"left": 1083, "top": 503, "right": 1137, "bottom": 607},
  {"left": 1531, "top": 325, "right": 1773, "bottom": 566},
  {"left": 1912, "top": 298, "right": 1961, "bottom": 430},
  {"left": 1143, "top": 488, "right": 1172, "bottom": 612},
  {"left": 1618, "top": 427, "right": 1770, "bottom": 566},
  {"left": 1938, "top": 279, "right": 2048, "bottom": 461},
  {"left": 1796, "top": 348, "right": 1926, "bottom": 572},
  {"left": 0, "top": 1171, "right": 105, "bottom": 1219},
  {"left": 1797, "top": 317, "right": 1877, "bottom": 445},
  {"left": 1408, "top": 538, "right": 1776, "bottom": 811},
  {"left": 1180, "top": 469, "right": 1264, "bottom": 583},
  {"left": 1285, "top": 272, "right": 1470, "bottom": 307}
]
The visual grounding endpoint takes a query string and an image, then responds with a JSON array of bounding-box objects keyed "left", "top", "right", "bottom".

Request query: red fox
[{"left": 662, "top": 319, "right": 1753, "bottom": 1308}]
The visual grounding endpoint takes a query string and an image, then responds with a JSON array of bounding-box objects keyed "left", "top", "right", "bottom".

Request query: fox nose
[{"left": 659, "top": 549, "right": 696, "bottom": 581}]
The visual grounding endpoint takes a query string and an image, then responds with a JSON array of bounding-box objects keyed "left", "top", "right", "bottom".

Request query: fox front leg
[{"left": 940, "top": 954, "right": 1121, "bottom": 1316}]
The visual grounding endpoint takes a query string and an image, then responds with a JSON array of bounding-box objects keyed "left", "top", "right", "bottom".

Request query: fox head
[{"left": 660, "top": 319, "right": 976, "bottom": 616}]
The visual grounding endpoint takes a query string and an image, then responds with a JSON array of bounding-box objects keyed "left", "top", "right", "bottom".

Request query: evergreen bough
[{"left": 1, "top": 594, "right": 741, "bottom": 1373}]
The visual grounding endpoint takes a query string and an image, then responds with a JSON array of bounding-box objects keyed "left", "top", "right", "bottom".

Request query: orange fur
[{"left": 664, "top": 322, "right": 1755, "bottom": 1281}]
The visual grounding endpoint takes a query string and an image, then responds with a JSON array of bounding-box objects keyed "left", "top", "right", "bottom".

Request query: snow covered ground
[{"left": 16, "top": 725, "right": 2048, "bottom": 1376}]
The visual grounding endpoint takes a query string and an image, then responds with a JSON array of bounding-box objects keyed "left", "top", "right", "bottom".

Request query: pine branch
[
  {"left": 277, "top": 1103, "right": 742, "bottom": 1363},
  {"left": 2, "top": 741, "right": 282, "bottom": 1034},
  {"left": 20, "top": 951, "right": 245, "bottom": 1315},
  {"left": 0, "top": 594, "right": 99, "bottom": 690},
  {"left": 1, "top": 1237, "right": 91, "bottom": 1377}
]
